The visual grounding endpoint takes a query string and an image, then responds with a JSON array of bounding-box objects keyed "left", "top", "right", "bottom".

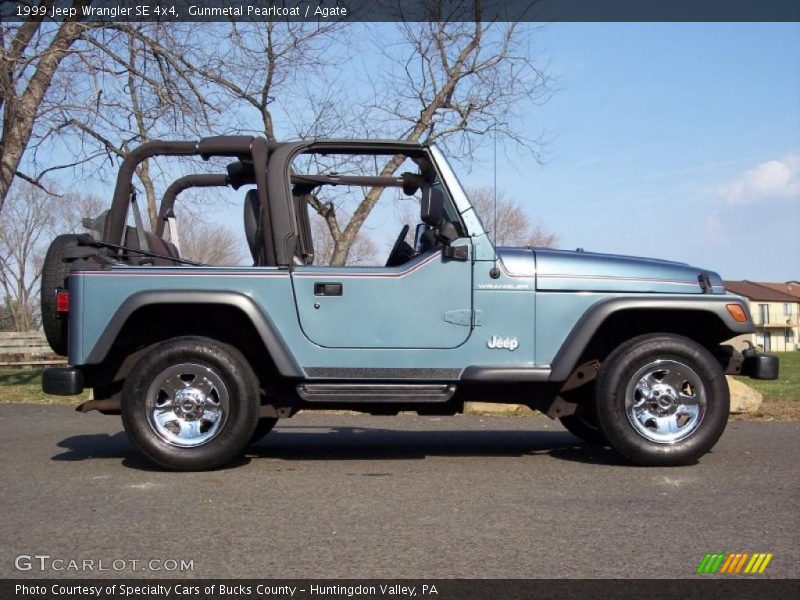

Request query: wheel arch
[
  {"left": 549, "top": 296, "right": 755, "bottom": 382},
  {"left": 84, "top": 290, "right": 303, "bottom": 379}
]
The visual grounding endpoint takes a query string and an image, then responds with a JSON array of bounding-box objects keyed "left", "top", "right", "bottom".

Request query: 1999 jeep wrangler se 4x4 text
[{"left": 40, "top": 136, "right": 778, "bottom": 470}]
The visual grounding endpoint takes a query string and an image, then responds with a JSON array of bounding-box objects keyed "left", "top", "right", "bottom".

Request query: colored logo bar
[{"left": 696, "top": 552, "right": 773, "bottom": 574}]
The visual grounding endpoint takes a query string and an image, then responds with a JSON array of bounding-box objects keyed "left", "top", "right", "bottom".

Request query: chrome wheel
[
  {"left": 625, "top": 359, "right": 705, "bottom": 444},
  {"left": 145, "top": 362, "right": 229, "bottom": 448}
]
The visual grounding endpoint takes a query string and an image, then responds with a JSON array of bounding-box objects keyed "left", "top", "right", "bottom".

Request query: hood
[{"left": 497, "top": 247, "right": 724, "bottom": 294}]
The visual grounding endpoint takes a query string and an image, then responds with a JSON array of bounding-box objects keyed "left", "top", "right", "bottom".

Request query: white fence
[{"left": 0, "top": 331, "right": 66, "bottom": 367}]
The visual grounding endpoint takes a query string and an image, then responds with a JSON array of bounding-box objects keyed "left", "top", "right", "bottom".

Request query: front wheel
[
  {"left": 121, "top": 337, "right": 259, "bottom": 471},
  {"left": 595, "top": 334, "right": 729, "bottom": 466},
  {"left": 249, "top": 417, "right": 278, "bottom": 445},
  {"left": 559, "top": 399, "right": 607, "bottom": 444}
]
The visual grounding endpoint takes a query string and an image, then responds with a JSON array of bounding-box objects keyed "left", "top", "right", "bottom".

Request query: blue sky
[
  {"left": 460, "top": 22, "right": 800, "bottom": 281},
  {"left": 32, "top": 21, "right": 800, "bottom": 280}
]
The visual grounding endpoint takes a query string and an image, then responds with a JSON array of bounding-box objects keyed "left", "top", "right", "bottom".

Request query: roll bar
[
  {"left": 104, "top": 136, "right": 281, "bottom": 263},
  {"left": 107, "top": 136, "right": 430, "bottom": 268},
  {"left": 155, "top": 174, "right": 229, "bottom": 237}
]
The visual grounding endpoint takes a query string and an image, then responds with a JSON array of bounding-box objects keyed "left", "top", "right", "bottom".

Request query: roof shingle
[{"left": 723, "top": 281, "right": 800, "bottom": 302}]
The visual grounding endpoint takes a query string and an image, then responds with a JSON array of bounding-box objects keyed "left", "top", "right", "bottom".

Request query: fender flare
[
  {"left": 83, "top": 290, "right": 303, "bottom": 378},
  {"left": 548, "top": 294, "right": 756, "bottom": 382}
]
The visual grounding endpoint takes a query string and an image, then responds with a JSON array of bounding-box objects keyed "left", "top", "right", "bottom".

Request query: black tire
[
  {"left": 249, "top": 417, "right": 278, "bottom": 445},
  {"left": 40, "top": 234, "right": 78, "bottom": 355},
  {"left": 595, "top": 333, "right": 729, "bottom": 466},
  {"left": 559, "top": 398, "right": 607, "bottom": 444},
  {"left": 121, "top": 336, "right": 260, "bottom": 471}
]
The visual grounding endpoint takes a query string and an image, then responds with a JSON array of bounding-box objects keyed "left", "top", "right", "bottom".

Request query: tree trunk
[
  {"left": 0, "top": 8, "right": 88, "bottom": 212},
  {"left": 135, "top": 160, "right": 159, "bottom": 230}
]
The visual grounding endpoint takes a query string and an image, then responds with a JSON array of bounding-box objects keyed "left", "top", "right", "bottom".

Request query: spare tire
[{"left": 40, "top": 234, "right": 78, "bottom": 355}]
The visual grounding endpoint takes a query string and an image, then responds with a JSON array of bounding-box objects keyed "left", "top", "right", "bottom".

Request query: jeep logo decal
[{"left": 487, "top": 335, "right": 519, "bottom": 351}]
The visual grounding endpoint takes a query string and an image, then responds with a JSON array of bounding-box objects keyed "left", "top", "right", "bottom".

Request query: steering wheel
[{"left": 385, "top": 224, "right": 414, "bottom": 267}]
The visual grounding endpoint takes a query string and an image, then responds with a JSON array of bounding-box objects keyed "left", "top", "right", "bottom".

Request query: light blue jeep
[{"left": 40, "top": 136, "right": 778, "bottom": 470}]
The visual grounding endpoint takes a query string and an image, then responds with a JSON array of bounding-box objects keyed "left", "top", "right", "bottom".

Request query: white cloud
[{"left": 721, "top": 154, "right": 800, "bottom": 204}]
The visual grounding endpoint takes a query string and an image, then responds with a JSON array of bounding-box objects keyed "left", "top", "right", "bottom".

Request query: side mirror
[{"left": 420, "top": 185, "right": 444, "bottom": 227}]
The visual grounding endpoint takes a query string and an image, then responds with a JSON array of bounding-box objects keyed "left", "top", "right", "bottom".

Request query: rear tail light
[{"left": 55, "top": 290, "right": 70, "bottom": 314}]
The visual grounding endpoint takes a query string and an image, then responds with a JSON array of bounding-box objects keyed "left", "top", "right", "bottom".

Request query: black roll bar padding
[
  {"left": 197, "top": 136, "right": 255, "bottom": 159},
  {"left": 266, "top": 140, "right": 312, "bottom": 267},
  {"left": 105, "top": 136, "right": 276, "bottom": 246},
  {"left": 402, "top": 172, "right": 425, "bottom": 196},
  {"left": 155, "top": 174, "right": 230, "bottom": 237},
  {"left": 226, "top": 160, "right": 256, "bottom": 189},
  {"left": 250, "top": 137, "right": 277, "bottom": 266}
]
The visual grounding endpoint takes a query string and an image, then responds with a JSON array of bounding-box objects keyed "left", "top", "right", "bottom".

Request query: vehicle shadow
[
  {"left": 251, "top": 425, "right": 628, "bottom": 466},
  {"left": 51, "top": 432, "right": 253, "bottom": 471},
  {"left": 51, "top": 432, "right": 161, "bottom": 471},
  {"left": 51, "top": 426, "right": 628, "bottom": 469}
]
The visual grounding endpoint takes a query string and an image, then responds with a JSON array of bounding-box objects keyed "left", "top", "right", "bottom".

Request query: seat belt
[
  {"left": 163, "top": 210, "right": 181, "bottom": 255},
  {"left": 130, "top": 191, "right": 150, "bottom": 253}
]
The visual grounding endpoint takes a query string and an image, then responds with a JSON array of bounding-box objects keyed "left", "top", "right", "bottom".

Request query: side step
[{"left": 297, "top": 383, "right": 456, "bottom": 403}]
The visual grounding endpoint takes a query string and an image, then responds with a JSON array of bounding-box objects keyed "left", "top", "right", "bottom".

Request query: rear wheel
[
  {"left": 40, "top": 234, "right": 78, "bottom": 355},
  {"left": 121, "top": 336, "right": 259, "bottom": 471},
  {"left": 595, "top": 334, "right": 729, "bottom": 466}
]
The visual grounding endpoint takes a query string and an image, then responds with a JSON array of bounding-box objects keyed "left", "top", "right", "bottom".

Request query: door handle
[{"left": 314, "top": 282, "right": 343, "bottom": 296}]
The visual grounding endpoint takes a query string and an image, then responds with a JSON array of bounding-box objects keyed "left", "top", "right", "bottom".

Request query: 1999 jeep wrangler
[{"left": 41, "top": 136, "right": 778, "bottom": 470}]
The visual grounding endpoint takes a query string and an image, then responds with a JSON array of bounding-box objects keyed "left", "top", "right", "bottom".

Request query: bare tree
[
  {"left": 311, "top": 216, "right": 378, "bottom": 266},
  {"left": 111, "top": 21, "right": 343, "bottom": 143},
  {"left": 0, "top": 180, "right": 105, "bottom": 331},
  {"left": 2, "top": 13, "right": 551, "bottom": 273},
  {"left": 323, "top": 17, "right": 550, "bottom": 264},
  {"left": 48, "top": 23, "right": 218, "bottom": 228},
  {"left": 122, "top": 17, "right": 550, "bottom": 266},
  {"left": 0, "top": 182, "right": 53, "bottom": 330},
  {"left": 0, "top": 1, "right": 93, "bottom": 210},
  {"left": 177, "top": 211, "right": 244, "bottom": 266},
  {"left": 468, "top": 186, "right": 558, "bottom": 247}
]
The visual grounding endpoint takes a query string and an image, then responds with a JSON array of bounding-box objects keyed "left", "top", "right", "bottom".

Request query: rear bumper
[{"left": 42, "top": 366, "right": 84, "bottom": 396}]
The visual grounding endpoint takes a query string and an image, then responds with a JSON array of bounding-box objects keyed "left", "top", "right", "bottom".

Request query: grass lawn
[
  {"left": 732, "top": 351, "right": 799, "bottom": 420},
  {"left": 0, "top": 367, "right": 90, "bottom": 405},
  {"left": 734, "top": 351, "right": 800, "bottom": 403}
]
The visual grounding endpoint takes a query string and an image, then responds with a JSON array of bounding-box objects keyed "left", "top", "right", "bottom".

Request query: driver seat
[{"left": 418, "top": 183, "right": 445, "bottom": 254}]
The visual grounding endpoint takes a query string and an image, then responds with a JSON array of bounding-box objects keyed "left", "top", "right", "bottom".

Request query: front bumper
[
  {"left": 740, "top": 351, "right": 780, "bottom": 380},
  {"left": 42, "top": 366, "right": 84, "bottom": 395},
  {"left": 722, "top": 346, "right": 779, "bottom": 380}
]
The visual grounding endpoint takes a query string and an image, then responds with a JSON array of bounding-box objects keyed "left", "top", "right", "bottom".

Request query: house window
[
  {"left": 761, "top": 332, "right": 772, "bottom": 352},
  {"left": 787, "top": 329, "right": 795, "bottom": 347},
  {"left": 784, "top": 303, "right": 793, "bottom": 316},
  {"left": 759, "top": 304, "right": 770, "bottom": 324}
]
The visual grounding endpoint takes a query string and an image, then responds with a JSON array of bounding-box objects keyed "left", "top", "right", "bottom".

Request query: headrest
[
  {"left": 243, "top": 189, "right": 260, "bottom": 260},
  {"left": 420, "top": 184, "right": 444, "bottom": 227}
]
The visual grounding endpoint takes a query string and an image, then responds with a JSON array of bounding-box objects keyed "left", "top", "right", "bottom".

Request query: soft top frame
[{"left": 108, "top": 136, "right": 429, "bottom": 267}]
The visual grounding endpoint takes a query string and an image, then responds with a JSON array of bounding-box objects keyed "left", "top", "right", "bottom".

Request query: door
[{"left": 291, "top": 242, "right": 473, "bottom": 349}]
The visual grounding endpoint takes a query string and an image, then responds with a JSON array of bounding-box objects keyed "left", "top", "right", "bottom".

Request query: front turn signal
[{"left": 726, "top": 303, "right": 748, "bottom": 323}]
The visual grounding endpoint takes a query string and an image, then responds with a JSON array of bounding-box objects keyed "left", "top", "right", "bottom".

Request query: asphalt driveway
[{"left": 1, "top": 405, "right": 797, "bottom": 579}]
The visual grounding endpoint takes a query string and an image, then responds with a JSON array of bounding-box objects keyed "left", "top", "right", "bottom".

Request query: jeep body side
[{"left": 41, "top": 136, "right": 778, "bottom": 470}]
